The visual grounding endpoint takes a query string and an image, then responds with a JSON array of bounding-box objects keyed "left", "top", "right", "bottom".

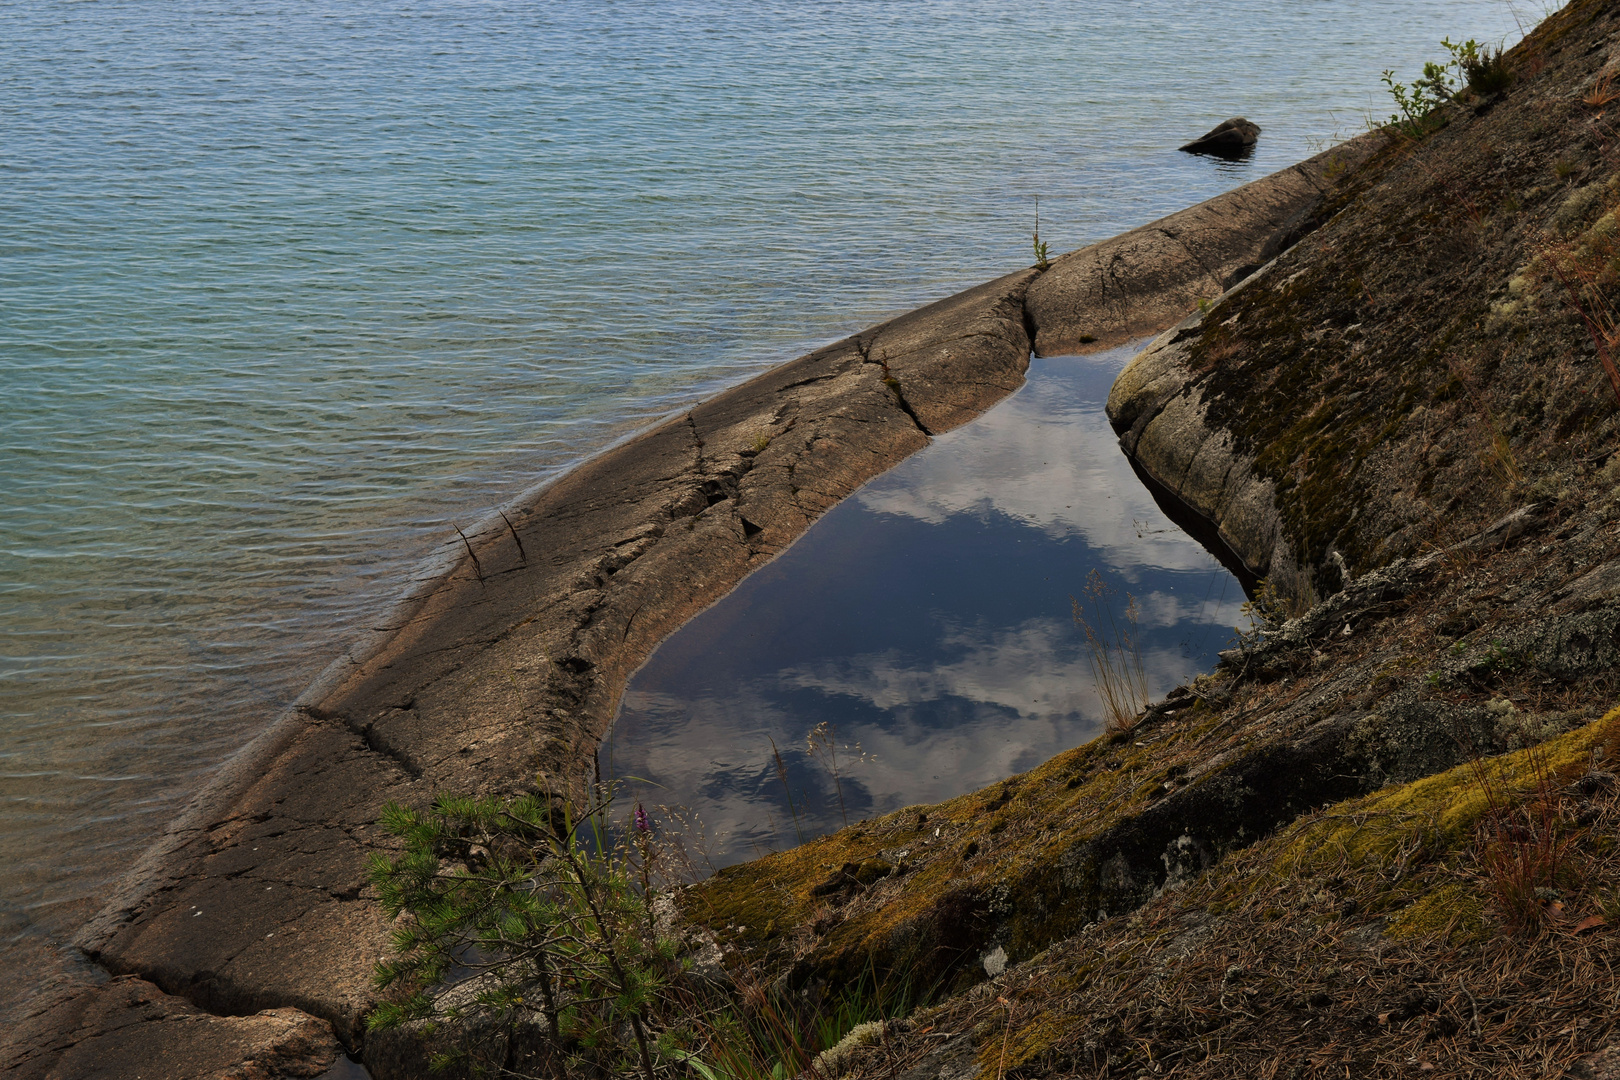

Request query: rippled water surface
[{"left": 3, "top": 0, "right": 1523, "bottom": 970}]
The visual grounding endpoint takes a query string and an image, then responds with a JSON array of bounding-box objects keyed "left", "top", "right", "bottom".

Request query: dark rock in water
[{"left": 1180, "top": 117, "right": 1261, "bottom": 157}]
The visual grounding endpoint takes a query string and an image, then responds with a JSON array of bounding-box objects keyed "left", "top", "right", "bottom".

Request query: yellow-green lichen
[
  {"left": 1275, "top": 704, "right": 1620, "bottom": 873},
  {"left": 683, "top": 718, "right": 1211, "bottom": 988}
]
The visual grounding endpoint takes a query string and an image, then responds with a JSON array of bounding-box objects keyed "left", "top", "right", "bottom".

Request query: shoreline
[{"left": 5, "top": 133, "right": 1386, "bottom": 1077}]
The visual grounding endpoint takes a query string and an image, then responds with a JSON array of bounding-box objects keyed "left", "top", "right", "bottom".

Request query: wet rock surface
[{"left": 1179, "top": 116, "right": 1262, "bottom": 156}]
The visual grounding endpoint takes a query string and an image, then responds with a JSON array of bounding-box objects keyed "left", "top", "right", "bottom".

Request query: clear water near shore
[{"left": 2, "top": 0, "right": 1526, "bottom": 1005}]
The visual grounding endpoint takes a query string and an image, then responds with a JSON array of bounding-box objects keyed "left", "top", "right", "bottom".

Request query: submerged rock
[{"left": 1180, "top": 116, "right": 1261, "bottom": 156}]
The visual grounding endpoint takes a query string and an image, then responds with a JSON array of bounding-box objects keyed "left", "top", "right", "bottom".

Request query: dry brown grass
[
  {"left": 1542, "top": 241, "right": 1620, "bottom": 408},
  {"left": 1585, "top": 70, "right": 1620, "bottom": 111}
]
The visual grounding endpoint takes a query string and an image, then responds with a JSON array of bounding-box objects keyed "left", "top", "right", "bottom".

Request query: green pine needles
[
  {"left": 368, "top": 787, "right": 936, "bottom": 1077},
  {"left": 367, "top": 792, "right": 682, "bottom": 1079}
]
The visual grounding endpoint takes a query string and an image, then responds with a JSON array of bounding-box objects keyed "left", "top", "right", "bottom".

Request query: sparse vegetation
[
  {"left": 368, "top": 792, "right": 680, "bottom": 1078},
  {"left": 806, "top": 721, "right": 859, "bottom": 827},
  {"left": 1381, "top": 37, "right": 1510, "bottom": 137},
  {"left": 368, "top": 789, "right": 921, "bottom": 1078},
  {"left": 1031, "top": 197, "right": 1050, "bottom": 272},
  {"left": 1460, "top": 39, "right": 1513, "bottom": 96},
  {"left": 866, "top": 714, "right": 1620, "bottom": 1080},
  {"left": 1539, "top": 213, "right": 1620, "bottom": 407},
  {"left": 1071, "top": 569, "right": 1151, "bottom": 732}
]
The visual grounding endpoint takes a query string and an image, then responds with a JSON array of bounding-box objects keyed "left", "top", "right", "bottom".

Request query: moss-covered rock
[{"left": 845, "top": 708, "right": 1620, "bottom": 1078}]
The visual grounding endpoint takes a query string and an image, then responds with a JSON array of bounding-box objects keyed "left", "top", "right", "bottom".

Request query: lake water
[
  {"left": 2, "top": 0, "right": 1524, "bottom": 997},
  {"left": 607, "top": 343, "right": 1247, "bottom": 865}
]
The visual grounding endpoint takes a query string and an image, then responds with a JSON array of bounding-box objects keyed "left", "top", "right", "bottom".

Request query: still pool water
[
  {"left": 2, "top": 0, "right": 1525, "bottom": 1004},
  {"left": 607, "top": 343, "right": 1247, "bottom": 863}
]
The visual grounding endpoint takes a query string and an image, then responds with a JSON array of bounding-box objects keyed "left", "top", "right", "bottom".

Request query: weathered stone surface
[
  {"left": 1105, "top": 277, "right": 1308, "bottom": 599},
  {"left": 82, "top": 721, "right": 407, "bottom": 1046},
  {"left": 1, "top": 975, "right": 341, "bottom": 1079},
  {"left": 1026, "top": 130, "right": 1386, "bottom": 356},
  {"left": 1179, "top": 115, "right": 1261, "bottom": 155}
]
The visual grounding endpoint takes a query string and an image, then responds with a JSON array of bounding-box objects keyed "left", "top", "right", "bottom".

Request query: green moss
[
  {"left": 681, "top": 719, "right": 1205, "bottom": 990},
  {"left": 1275, "top": 705, "right": 1620, "bottom": 873},
  {"left": 1386, "top": 882, "right": 1489, "bottom": 944}
]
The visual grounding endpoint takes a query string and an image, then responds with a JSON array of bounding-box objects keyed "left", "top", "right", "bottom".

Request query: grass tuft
[{"left": 1072, "top": 569, "right": 1150, "bottom": 733}]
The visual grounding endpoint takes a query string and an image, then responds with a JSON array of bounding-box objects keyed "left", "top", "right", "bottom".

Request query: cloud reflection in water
[{"left": 606, "top": 343, "right": 1247, "bottom": 866}]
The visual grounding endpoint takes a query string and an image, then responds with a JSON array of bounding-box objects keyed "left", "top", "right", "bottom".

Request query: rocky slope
[{"left": 676, "top": 1, "right": 1620, "bottom": 1076}]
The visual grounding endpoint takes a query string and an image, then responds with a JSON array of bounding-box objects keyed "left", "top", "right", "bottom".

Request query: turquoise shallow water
[{"left": 2, "top": 0, "right": 1524, "bottom": 954}]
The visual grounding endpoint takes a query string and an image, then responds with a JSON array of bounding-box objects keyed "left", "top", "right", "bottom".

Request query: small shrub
[
  {"left": 1460, "top": 41, "right": 1513, "bottom": 96},
  {"left": 1381, "top": 37, "right": 1506, "bottom": 138},
  {"left": 368, "top": 789, "right": 928, "bottom": 1078},
  {"left": 1229, "top": 576, "right": 1286, "bottom": 653},
  {"left": 368, "top": 793, "right": 680, "bottom": 1078}
]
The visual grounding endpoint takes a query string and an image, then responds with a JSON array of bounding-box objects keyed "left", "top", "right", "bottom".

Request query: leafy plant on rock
[{"left": 1381, "top": 38, "right": 1510, "bottom": 138}]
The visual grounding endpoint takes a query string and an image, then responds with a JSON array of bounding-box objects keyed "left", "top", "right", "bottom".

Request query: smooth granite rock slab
[
  {"left": 1105, "top": 265, "right": 1304, "bottom": 599},
  {"left": 1026, "top": 131, "right": 1385, "bottom": 356},
  {"left": 86, "top": 719, "right": 406, "bottom": 1045},
  {"left": 1, "top": 975, "right": 341, "bottom": 1079}
]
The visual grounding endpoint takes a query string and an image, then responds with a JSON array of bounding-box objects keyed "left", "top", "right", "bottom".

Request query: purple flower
[{"left": 634, "top": 804, "right": 650, "bottom": 833}]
